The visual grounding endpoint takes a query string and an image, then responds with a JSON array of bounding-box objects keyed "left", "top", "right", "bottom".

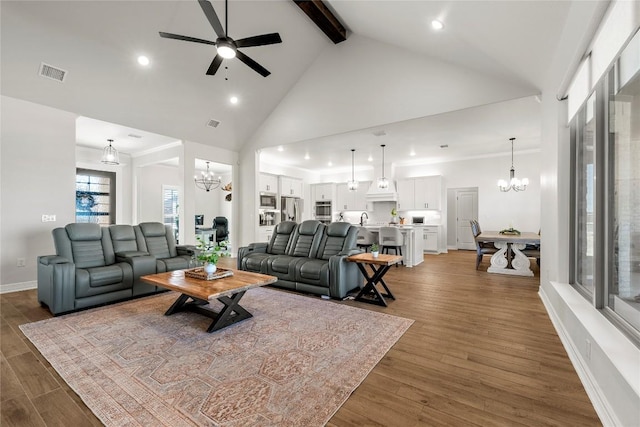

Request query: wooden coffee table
[
  {"left": 347, "top": 253, "right": 403, "bottom": 307},
  {"left": 141, "top": 268, "right": 277, "bottom": 333}
]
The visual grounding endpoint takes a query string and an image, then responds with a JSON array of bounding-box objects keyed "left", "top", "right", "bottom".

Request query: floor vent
[
  {"left": 207, "top": 119, "right": 221, "bottom": 128},
  {"left": 39, "top": 63, "right": 67, "bottom": 82}
]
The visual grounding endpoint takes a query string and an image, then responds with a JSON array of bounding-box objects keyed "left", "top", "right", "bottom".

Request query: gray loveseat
[
  {"left": 237, "top": 220, "right": 362, "bottom": 299},
  {"left": 38, "top": 222, "right": 194, "bottom": 315}
]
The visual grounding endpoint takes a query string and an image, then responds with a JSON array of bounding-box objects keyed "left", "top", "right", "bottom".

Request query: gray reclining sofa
[
  {"left": 38, "top": 222, "right": 194, "bottom": 315},
  {"left": 237, "top": 220, "right": 362, "bottom": 299}
]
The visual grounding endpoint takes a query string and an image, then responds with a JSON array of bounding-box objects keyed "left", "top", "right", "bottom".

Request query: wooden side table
[{"left": 347, "top": 253, "right": 403, "bottom": 307}]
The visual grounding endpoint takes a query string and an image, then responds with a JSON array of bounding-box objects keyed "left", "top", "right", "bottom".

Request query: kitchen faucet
[{"left": 360, "top": 212, "right": 369, "bottom": 226}]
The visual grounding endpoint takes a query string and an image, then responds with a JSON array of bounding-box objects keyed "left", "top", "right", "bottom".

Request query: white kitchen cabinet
[
  {"left": 422, "top": 226, "right": 439, "bottom": 252},
  {"left": 398, "top": 176, "right": 442, "bottom": 210},
  {"left": 313, "top": 183, "right": 333, "bottom": 201},
  {"left": 258, "top": 227, "right": 274, "bottom": 243},
  {"left": 397, "top": 179, "right": 415, "bottom": 210},
  {"left": 279, "top": 176, "right": 303, "bottom": 198},
  {"left": 335, "top": 181, "right": 371, "bottom": 211},
  {"left": 259, "top": 173, "right": 278, "bottom": 193}
]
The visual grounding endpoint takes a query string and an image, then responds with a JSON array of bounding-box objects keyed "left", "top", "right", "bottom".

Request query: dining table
[{"left": 476, "top": 231, "right": 540, "bottom": 276}]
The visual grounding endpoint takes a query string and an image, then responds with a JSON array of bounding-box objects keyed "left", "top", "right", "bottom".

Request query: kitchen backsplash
[{"left": 335, "top": 202, "right": 441, "bottom": 225}]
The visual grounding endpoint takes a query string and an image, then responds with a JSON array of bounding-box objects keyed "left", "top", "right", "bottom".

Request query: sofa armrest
[
  {"left": 37, "top": 255, "right": 76, "bottom": 315},
  {"left": 115, "top": 251, "right": 149, "bottom": 262},
  {"left": 338, "top": 248, "right": 364, "bottom": 257},
  {"left": 328, "top": 253, "right": 362, "bottom": 299},
  {"left": 177, "top": 245, "right": 196, "bottom": 256},
  {"left": 39, "top": 255, "right": 70, "bottom": 265},
  {"left": 237, "top": 243, "right": 269, "bottom": 269}
]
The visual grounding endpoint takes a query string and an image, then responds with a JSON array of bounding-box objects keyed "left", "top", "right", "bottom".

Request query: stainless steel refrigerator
[{"left": 281, "top": 197, "right": 302, "bottom": 223}]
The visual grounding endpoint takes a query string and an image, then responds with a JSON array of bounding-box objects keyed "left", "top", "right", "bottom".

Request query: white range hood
[{"left": 365, "top": 180, "right": 398, "bottom": 202}]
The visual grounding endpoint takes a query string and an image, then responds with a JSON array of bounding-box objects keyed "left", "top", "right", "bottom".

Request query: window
[
  {"left": 75, "top": 169, "right": 115, "bottom": 225},
  {"left": 571, "top": 30, "right": 640, "bottom": 340},
  {"left": 163, "top": 185, "right": 179, "bottom": 243}
]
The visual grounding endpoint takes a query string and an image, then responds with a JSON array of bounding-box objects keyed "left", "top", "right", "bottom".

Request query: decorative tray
[
  {"left": 184, "top": 267, "right": 233, "bottom": 281},
  {"left": 499, "top": 228, "right": 521, "bottom": 235}
]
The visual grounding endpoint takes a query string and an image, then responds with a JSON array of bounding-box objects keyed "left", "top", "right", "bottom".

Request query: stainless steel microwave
[{"left": 259, "top": 193, "right": 277, "bottom": 209}]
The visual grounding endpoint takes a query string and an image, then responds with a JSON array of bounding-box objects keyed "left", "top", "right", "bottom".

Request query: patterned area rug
[{"left": 20, "top": 287, "right": 413, "bottom": 426}]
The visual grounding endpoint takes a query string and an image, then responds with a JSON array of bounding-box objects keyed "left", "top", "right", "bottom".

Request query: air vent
[
  {"left": 207, "top": 119, "right": 221, "bottom": 128},
  {"left": 127, "top": 133, "right": 142, "bottom": 139},
  {"left": 39, "top": 63, "right": 67, "bottom": 82},
  {"left": 372, "top": 130, "right": 386, "bottom": 137},
  {"left": 440, "top": 144, "right": 449, "bottom": 148}
]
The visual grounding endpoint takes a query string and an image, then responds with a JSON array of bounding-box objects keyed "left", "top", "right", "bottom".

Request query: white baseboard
[
  {"left": 0, "top": 280, "right": 37, "bottom": 294},
  {"left": 538, "top": 285, "right": 619, "bottom": 427}
]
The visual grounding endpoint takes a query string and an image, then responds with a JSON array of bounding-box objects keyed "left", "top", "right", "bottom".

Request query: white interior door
[{"left": 457, "top": 190, "right": 478, "bottom": 250}]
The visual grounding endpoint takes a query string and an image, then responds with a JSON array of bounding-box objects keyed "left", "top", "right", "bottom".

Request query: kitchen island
[{"left": 360, "top": 225, "right": 424, "bottom": 267}]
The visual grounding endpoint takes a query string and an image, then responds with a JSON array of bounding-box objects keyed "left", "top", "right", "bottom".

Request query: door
[{"left": 456, "top": 190, "right": 477, "bottom": 250}]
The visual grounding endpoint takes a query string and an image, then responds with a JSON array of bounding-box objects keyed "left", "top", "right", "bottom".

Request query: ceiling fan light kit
[{"left": 159, "top": 0, "right": 282, "bottom": 77}]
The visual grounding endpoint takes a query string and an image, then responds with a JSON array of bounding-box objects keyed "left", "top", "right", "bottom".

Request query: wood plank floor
[{"left": 1, "top": 251, "right": 601, "bottom": 426}]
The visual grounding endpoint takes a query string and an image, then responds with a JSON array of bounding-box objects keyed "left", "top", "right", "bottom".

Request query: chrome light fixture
[
  {"left": 101, "top": 139, "right": 119, "bottom": 165},
  {"left": 377, "top": 144, "right": 389, "bottom": 189},
  {"left": 498, "top": 137, "right": 529, "bottom": 192},
  {"left": 194, "top": 161, "right": 221, "bottom": 192},
  {"left": 347, "top": 149, "right": 358, "bottom": 191}
]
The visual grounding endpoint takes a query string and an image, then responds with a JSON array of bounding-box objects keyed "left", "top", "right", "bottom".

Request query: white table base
[{"left": 487, "top": 242, "right": 534, "bottom": 277}]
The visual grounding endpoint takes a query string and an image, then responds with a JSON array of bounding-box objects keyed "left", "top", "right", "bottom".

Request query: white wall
[
  {"left": 137, "top": 164, "right": 179, "bottom": 223},
  {"left": 0, "top": 96, "right": 77, "bottom": 290}
]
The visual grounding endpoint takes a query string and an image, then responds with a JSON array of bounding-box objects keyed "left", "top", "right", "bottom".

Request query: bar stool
[
  {"left": 379, "top": 227, "right": 404, "bottom": 266},
  {"left": 356, "top": 227, "right": 376, "bottom": 252}
]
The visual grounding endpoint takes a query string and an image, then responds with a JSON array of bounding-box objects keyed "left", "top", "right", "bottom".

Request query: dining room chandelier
[
  {"left": 377, "top": 144, "right": 389, "bottom": 189},
  {"left": 347, "top": 149, "right": 358, "bottom": 191},
  {"left": 498, "top": 137, "right": 529, "bottom": 192},
  {"left": 194, "top": 161, "right": 221, "bottom": 192},
  {"left": 101, "top": 139, "right": 119, "bottom": 165}
]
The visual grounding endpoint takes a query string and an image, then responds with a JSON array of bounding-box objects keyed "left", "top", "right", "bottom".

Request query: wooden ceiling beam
[{"left": 293, "top": 0, "right": 347, "bottom": 44}]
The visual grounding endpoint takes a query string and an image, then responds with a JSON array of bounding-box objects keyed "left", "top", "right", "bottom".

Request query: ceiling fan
[{"left": 159, "top": 0, "right": 282, "bottom": 77}]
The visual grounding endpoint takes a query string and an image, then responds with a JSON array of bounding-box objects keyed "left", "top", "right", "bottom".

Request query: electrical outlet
[
  {"left": 41, "top": 214, "right": 57, "bottom": 222},
  {"left": 585, "top": 339, "right": 591, "bottom": 361},
  {"left": 17, "top": 258, "right": 26, "bottom": 267}
]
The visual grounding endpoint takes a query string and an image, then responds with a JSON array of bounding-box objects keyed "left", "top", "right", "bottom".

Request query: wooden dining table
[{"left": 476, "top": 231, "right": 540, "bottom": 276}]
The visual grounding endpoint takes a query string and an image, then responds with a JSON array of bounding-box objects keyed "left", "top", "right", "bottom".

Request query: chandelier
[
  {"left": 498, "top": 137, "right": 529, "bottom": 192},
  {"left": 194, "top": 161, "right": 221, "bottom": 192},
  {"left": 377, "top": 144, "right": 389, "bottom": 189},
  {"left": 101, "top": 139, "right": 119, "bottom": 165},
  {"left": 347, "top": 149, "right": 358, "bottom": 191}
]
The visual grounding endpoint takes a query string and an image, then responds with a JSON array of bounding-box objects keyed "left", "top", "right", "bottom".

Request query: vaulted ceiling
[{"left": 1, "top": 1, "right": 607, "bottom": 171}]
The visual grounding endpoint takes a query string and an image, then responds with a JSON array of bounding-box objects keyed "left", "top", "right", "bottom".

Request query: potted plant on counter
[{"left": 370, "top": 243, "right": 379, "bottom": 258}]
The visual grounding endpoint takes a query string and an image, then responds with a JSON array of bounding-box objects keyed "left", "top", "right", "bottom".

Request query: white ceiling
[{"left": 1, "top": 1, "right": 607, "bottom": 173}]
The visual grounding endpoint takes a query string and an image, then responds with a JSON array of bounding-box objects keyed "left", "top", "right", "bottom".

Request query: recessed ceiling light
[
  {"left": 137, "top": 55, "right": 150, "bottom": 66},
  {"left": 304, "top": 153, "right": 310, "bottom": 160},
  {"left": 328, "top": 161, "right": 333, "bottom": 167},
  {"left": 368, "top": 155, "right": 373, "bottom": 162},
  {"left": 230, "top": 96, "right": 238, "bottom": 104},
  {"left": 431, "top": 20, "right": 444, "bottom": 30},
  {"left": 410, "top": 150, "right": 416, "bottom": 156},
  {"left": 277, "top": 146, "right": 284, "bottom": 152}
]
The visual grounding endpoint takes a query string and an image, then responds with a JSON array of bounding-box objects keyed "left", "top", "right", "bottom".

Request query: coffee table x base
[
  {"left": 165, "top": 291, "right": 252, "bottom": 333},
  {"left": 347, "top": 253, "right": 403, "bottom": 307}
]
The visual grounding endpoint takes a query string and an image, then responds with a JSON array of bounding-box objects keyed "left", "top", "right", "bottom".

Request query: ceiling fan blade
[
  {"left": 235, "top": 33, "right": 282, "bottom": 48},
  {"left": 159, "top": 32, "right": 216, "bottom": 46},
  {"left": 206, "top": 55, "right": 224, "bottom": 75},
  {"left": 236, "top": 50, "right": 271, "bottom": 77},
  {"left": 198, "top": 0, "right": 225, "bottom": 38}
]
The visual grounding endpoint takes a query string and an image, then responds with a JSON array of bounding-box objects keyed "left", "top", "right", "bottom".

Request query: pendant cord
[
  {"left": 225, "top": 0, "right": 228, "bottom": 36},
  {"left": 381, "top": 144, "right": 385, "bottom": 177}
]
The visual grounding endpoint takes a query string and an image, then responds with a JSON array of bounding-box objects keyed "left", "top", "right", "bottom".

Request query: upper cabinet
[
  {"left": 259, "top": 173, "right": 278, "bottom": 193},
  {"left": 312, "top": 183, "right": 334, "bottom": 201},
  {"left": 397, "top": 176, "right": 442, "bottom": 210},
  {"left": 280, "top": 176, "right": 303, "bottom": 198},
  {"left": 335, "top": 181, "right": 371, "bottom": 211}
]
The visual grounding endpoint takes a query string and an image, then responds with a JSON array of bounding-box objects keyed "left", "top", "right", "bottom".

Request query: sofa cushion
[
  {"left": 266, "top": 255, "right": 298, "bottom": 281},
  {"left": 157, "top": 256, "right": 190, "bottom": 272},
  {"left": 287, "top": 220, "right": 324, "bottom": 258},
  {"left": 75, "top": 263, "right": 133, "bottom": 298},
  {"left": 137, "top": 223, "right": 176, "bottom": 259},
  {"left": 65, "top": 223, "right": 102, "bottom": 241},
  {"left": 296, "top": 258, "right": 329, "bottom": 287},
  {"left": 268, "top": 221, "right": 297, "bottom": 255},
  {"left": 70, "top": 240, "right": 106, "bottom": 269},
  {"left": 243, "top": 253, "right": 271, "bottom": 272},
  {"left": 109, "top": 225, "right": 140, "bottom": 253},
  {"left": 317, "top": 222, "right": 356, "bottom": 260}
]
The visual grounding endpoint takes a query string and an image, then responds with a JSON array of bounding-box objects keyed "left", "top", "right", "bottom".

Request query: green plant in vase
[
  {"left": 196, "top": 236, "right": 230, "bottom": 274},
  {"left": 370, "top": 243, "right": 379, "bottom": 257}
]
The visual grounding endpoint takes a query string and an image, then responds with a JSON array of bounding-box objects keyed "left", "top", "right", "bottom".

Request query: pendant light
[
  {"left": 347, "top": 149, "right": 358, "bottom": 191},
  {"left": 498, "top": 137, "right": 529, "bottom": 192},
  {"left": 101, "top": 139, "right": 119, "bottom": 165},
  {"left": 194, "top": 161, "right": 222, "bottom": 192},
  {"left": 377, "top": 144, "right": 389, "bottom": 189}
]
